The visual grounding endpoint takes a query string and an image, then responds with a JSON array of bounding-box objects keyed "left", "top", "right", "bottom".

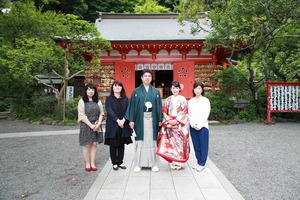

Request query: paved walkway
[
  {"left": 84, "top": 139, "right": 244, "bottom": 200},
  {"left": 0, "top": 130, "right": 244, "bottom": 200}
]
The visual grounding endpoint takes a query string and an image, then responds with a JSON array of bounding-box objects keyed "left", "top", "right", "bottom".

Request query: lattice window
[{"left": 135, "top": 63, "right": 173, "bottom": 70}]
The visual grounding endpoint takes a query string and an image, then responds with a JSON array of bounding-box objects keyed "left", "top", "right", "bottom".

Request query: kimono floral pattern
[{"left": 156, "top": 95, "right": 190, "bottom": 163}]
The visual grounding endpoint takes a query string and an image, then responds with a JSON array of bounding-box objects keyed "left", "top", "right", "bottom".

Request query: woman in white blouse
[{"left": 188, "top": 82, "right": 211, "bottom": 172}]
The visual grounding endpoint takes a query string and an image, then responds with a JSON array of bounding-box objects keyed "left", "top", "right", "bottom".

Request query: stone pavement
[{"left": 84, "top": 139, "right": 244, "bottom": 200}]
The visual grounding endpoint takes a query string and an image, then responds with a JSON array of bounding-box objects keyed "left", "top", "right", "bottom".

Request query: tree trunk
[
  {"left": 261, "top": 39, "right": 273, "bottom": 81},
  {"left": 246, "top": 51, "right": 262, "bottom": 116},
  {"left": 57, "top": 44, "right": 70, "bottom": 120}
]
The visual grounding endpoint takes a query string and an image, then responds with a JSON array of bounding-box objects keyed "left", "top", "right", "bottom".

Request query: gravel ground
[
  {"left": 0, "top": 118, "right": 80, "bottom": 133},
  {"left": 0, "top": 118, "right": 109, "bottom": 200},
  {"left": 209, "top": 122, "right": 300, "bottom": 200},
  {"left": 0, "top": 119, "right": 299, "bottom": 200}
]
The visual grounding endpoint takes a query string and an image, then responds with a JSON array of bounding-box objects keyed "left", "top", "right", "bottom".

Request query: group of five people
[{"left": 77, "top": 69, "right": 211, "bottom": 173}]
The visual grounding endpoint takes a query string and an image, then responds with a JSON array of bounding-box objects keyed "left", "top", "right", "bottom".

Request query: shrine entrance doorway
[
  {"left": 155, "top": 70, "right": 173, "bottom": 98},
  {"left": 134, "top": 70, "right": 173, "bottom": 99},
  {"left": 133, "top": 61, "right": 194, "bottom": 99}
]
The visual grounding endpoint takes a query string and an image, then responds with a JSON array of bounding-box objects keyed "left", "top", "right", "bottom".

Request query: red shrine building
[{"left": 80, "top": 13, "right": 231, "bottom": 99}]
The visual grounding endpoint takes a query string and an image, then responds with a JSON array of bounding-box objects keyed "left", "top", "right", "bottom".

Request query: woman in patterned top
[{"left": 78, "top": 83, "right": 104, "bottom": 172}]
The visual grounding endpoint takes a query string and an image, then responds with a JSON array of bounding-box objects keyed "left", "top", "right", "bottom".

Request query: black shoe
[
  {"left": 118, "top": 164, "right": 126, "bottom": 169},
  {"left": 113, "top": 165, "right": 118, "bottom": 171}
]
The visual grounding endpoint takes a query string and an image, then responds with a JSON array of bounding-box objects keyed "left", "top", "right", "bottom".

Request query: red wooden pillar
[{"left": 266, "top": 82, "right": 274, "bottom": 124}]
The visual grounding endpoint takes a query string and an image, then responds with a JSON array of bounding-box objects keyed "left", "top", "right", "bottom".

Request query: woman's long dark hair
[
  {"left": 82, "top": 83, "right": 99, "bottom": 103},
  {"left": 109, "top": 80, "right": 127, "bottom": 98},
  {"left": 192, "top": 81, "right": 205, "bottom": 96}
]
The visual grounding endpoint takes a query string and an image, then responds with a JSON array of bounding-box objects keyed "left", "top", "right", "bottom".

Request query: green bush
[
  {"left": 10, "top": 92, "right": 57, "bottom": 120},
  {"left": 10, "top": 99, "right": 32, "bottom": 118},
  {"left": 256, "top": 86, "right": 267, "bottom": 119},
  {"left": 206, "top": 91, "right": 235, "bottom": 121},
  {"left": 31, "top": 92, "right": 57, "bottom": 117},
  {"left": 65, "top": 96, "right": 81, "bottom": 120},
  {"left": 9, "top": 92, "right": 81, "bottom": 122},
  {"left": 238, "top": 104, "right": 258, "bottom": 121},
  {"left": 0, "top": 100, "right": 9, "bottom": 111}
]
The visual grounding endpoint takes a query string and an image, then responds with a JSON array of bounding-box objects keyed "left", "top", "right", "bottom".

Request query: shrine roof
[{"left": 95, "top": 13, "right": 211, "bottom": 42}]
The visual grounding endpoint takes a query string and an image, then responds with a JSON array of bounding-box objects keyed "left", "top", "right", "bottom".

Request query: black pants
[{"left": 110, "top": 145, "right": 125, "bottom": 165}]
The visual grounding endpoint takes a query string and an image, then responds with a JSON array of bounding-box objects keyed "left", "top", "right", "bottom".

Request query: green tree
[
  {"left": 157, "top": 0, "right": 180, "bottom": 11},
  {"left": 179, "top": 0, "right": 300, "bottom": 116},
  {"left": 258, "top": 28, "right": 300, "bottom": 82},
  {"left": 4, "top": 0, "right": 178, "bottom": 22},
  {"left": 82, "top": 0, "right": 139, "bottom": 22},
  {"left": 135, "top": 0, "right": 171, "bottom": 13},
  {"left": 1, "top": 0, "right": 88, "bottom": 18},
  {"left": 49, "top": 28, "right": 110, "bottom": 109},
  {"left": 0, "top": 2, "right": 60, "bottom": 105},
  {"left": 27, "top": 0, "right": 139, "bottom": 22},
  {"left": 0, "top": 0, "right": 12, "bottom": 7},
  {"left": 32, "top": 0, "right": 88, "bottom": 19},
  {"left": 0, "top": 2, "right": 110, "bottom": 120}
]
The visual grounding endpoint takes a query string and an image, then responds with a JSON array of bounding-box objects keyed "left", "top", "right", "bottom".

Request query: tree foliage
[
  {"left": 10, "top": 0, "right": 139, "bottom": 22},
  {"left": 2, "top": 0, "right": 181, "bottom": 22},
  {"left": 157, "top": 0, "right": 180, "bottom": 11},
  {"left": 206, "top": 91, "right": 235, "bottom": 121},
  {"left": 0, "top": 1, "right": 110, "bottom": 120},
  {"left": 82, "top": 0, "right": 139, "bottom": 22},
  {"left": 179, "top": 0, "right": 300, "bottom": 116},
  {"left": 135, "top": 0, "right": 171, "bottom": 13}
]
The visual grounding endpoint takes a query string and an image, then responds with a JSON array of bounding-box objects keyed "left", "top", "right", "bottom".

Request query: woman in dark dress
[
  {"left": 105, "top": 80, "right": 132, "bottom": 170},
  {"left": 78, "top": 83, "right": 105, "bottom": 172}
]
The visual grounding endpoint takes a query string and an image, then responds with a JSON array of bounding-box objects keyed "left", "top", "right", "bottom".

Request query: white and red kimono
[{"left": 156, "top": 95, "right": 190, "bottom": 164}]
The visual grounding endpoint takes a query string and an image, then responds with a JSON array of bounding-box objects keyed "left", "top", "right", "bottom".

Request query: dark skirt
[{"left": 105, "top": 127, "right": 132, "bottom": 147}]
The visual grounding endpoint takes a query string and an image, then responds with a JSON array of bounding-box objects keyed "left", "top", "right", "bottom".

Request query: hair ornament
[{"left": 180, "top": 83, "right": 184, "bottom": 91}]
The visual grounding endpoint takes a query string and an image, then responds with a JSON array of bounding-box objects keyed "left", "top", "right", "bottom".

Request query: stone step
[{"left": 0, "top": 110, "right": 11, "bottom": 119}]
